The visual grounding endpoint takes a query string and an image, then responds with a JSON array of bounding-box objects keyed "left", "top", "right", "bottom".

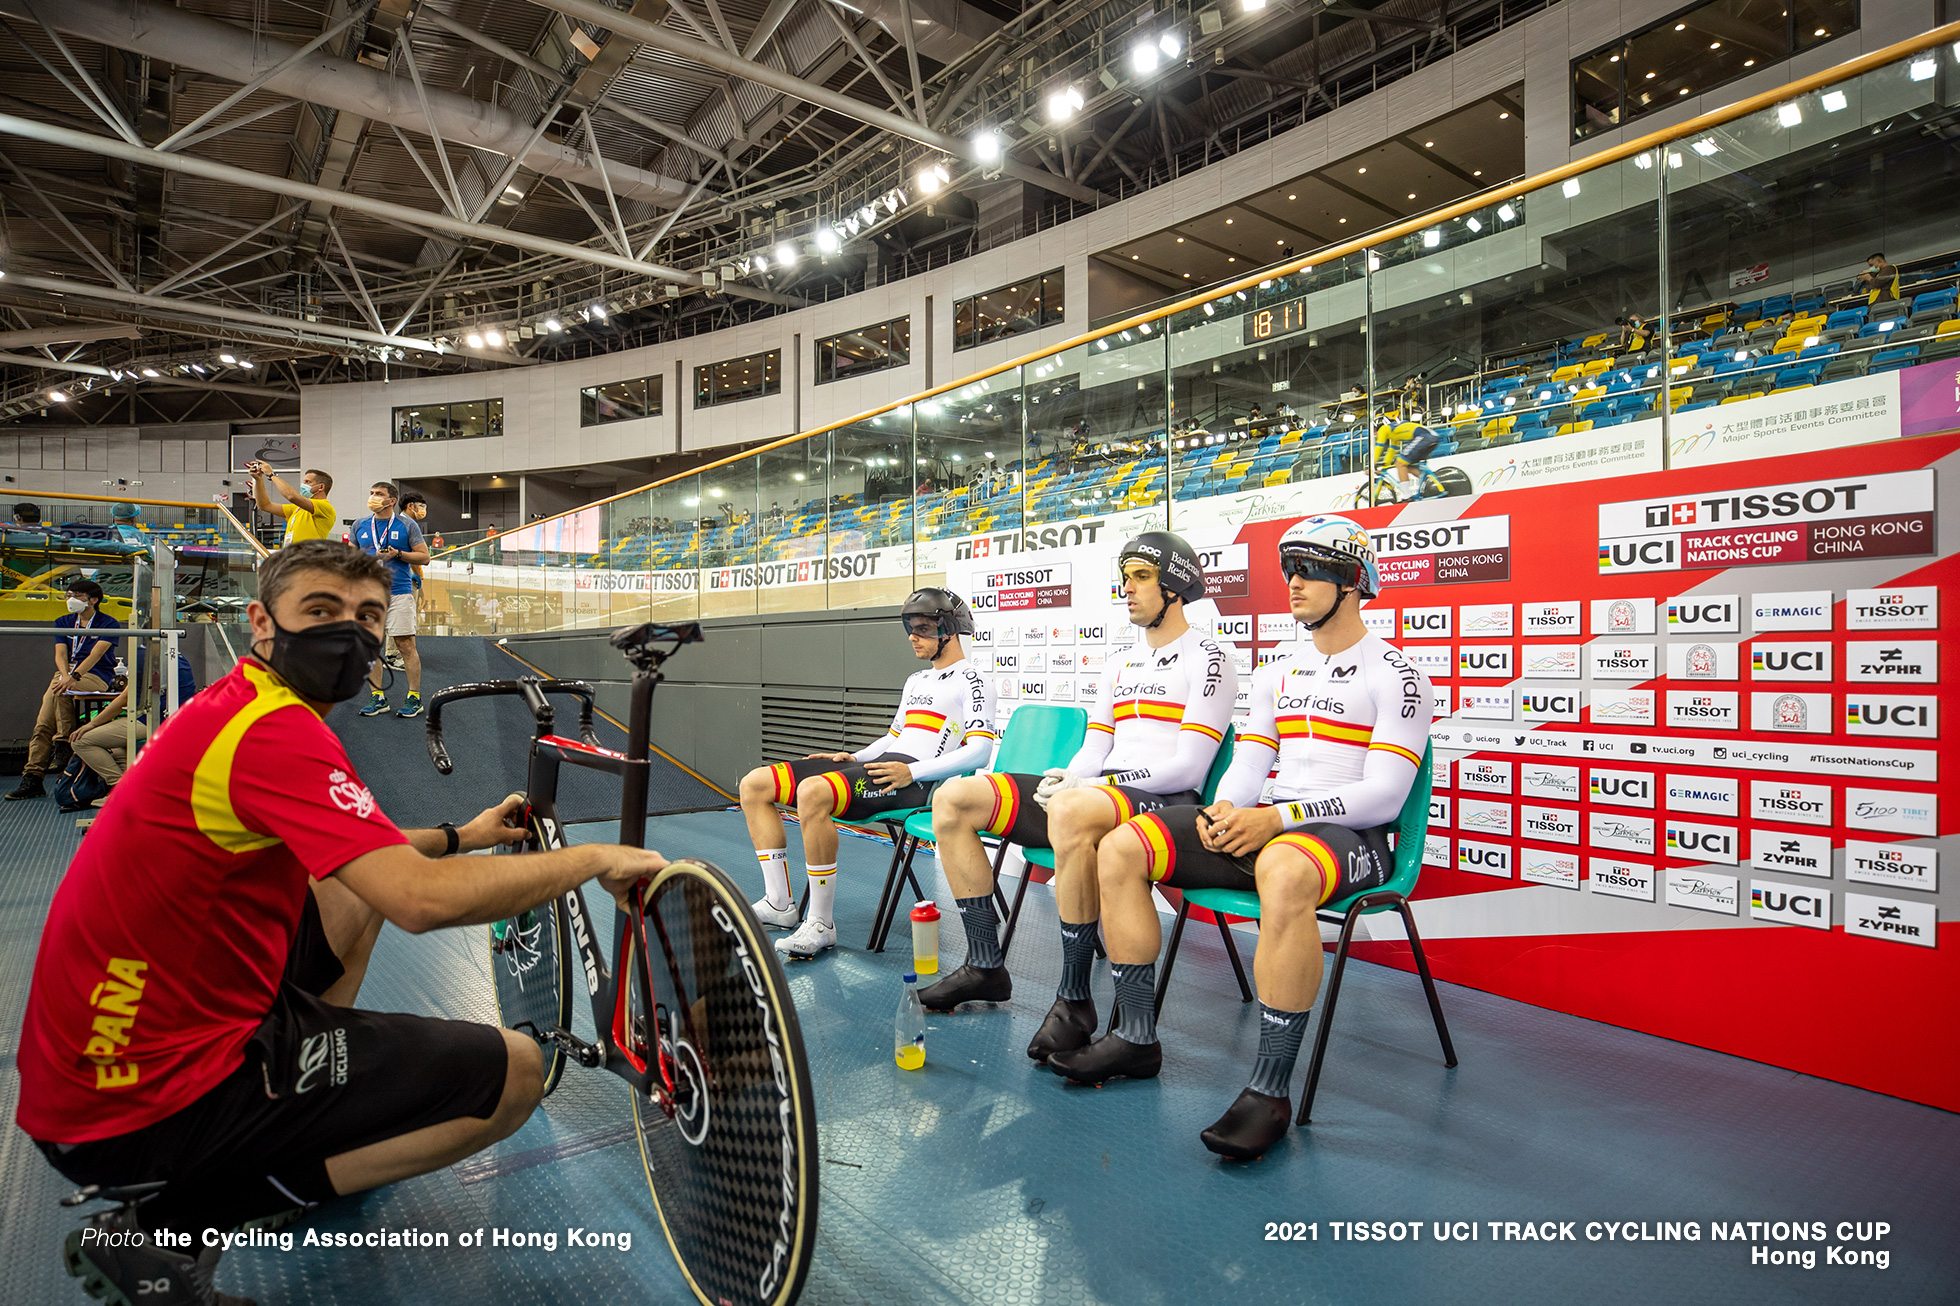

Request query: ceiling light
[
  {"left": 972, "top": 129, "right": 1001, "bottom": 163},
  {"left": 1225, "top": 218, "right": 1234, "bottom": 224},
  {"left": 1692, "top": 137, "right": 1720, "bottom": 155},
  {"left": 918, "top": 165, "right": 944, "bottom": 193},
  {"left": 219, "top": 352, "right": 237, "bottom": 364},
  {"left": 1131, "top": 254, "right": 1139, "bottom": 260},
  {"left": 1241, "top": 0, "right": 1265, "bottom": 11},
  {"left": 1562, "top": 177, "right": 1581, "bottom": 197},
  {"left": 141, "top": 367, "right": 159, "bottom": 378},
  {"left": 1646, "top": 71, "right": 1657, "bottom": 78},
  {"left": 1287, "top": 193, "right": 1296, "bottom": 200},
  {"left": 1777, "top": 102, "right": 1803, "bottom": 127},
  {"left": 589, "top": 301, "right": 608, "bottom": 320},
  {"left": 815, "top": 227, "right": 841, "bottom": 254},
  {"left": 465, "top": 332, "right": 483, "bottom": 348},
  {"left": 1814, "top": 27, "right": 1825, "bottom": 35},
  {"left": 240, "top": 359, "right": 255, "bottom": 369},
  {"left": 1046, "top": 86, "right": 1084, "bottom": 121},
  {"left": 49, "top": 389, "right": 67, "bottom": 401},
  {"left": 1472, "top": 169, "right": 1482, "bottom": 176},
  {"left": 1610, "top": 53, "right": 1620, "bottom": 62},
  {"left": 1679, "top": 87, "right": 1690, "bottom": 95},
  {"left": 1131, "top": 40, "right": 1160, "bottom": 74},
  {"left": 1338, "top": 217, "right": 1347, "bottom": 224},
  {"left": 1423, "top": 229, "right": 1440, "bottom": 247},
  {"left": 1139, "top": 322, "right": 1152, "bottom": 334},
  {"left": 543, "top": 317, "right": 563, "bottom": 332},
  {"left": 1499, "top": 111, "right": 1509, "bottom": 119},
  {"left": 1821, "top": 90, "right": 1848, "bottom": 111},
  {"left": 1674, "top": 21, "right": 1685, "bottom": 30},
  {"left": 1407, "top": 192, "right": 1417, "bottom": 199},
  {"left": 1357, "top": 166, "right": 1367, "bottom": 174},
  {"left": 1176, "top": 236, "right": 1185, "bottom": 242},
  {"left": 484, "top": 329, "right": 504, "bottom": 347},
  {"left": 774, "top": 242, "right": 798, "bottom": 267},
  {"left": 1202, "top": 302, "right": 1215, "bottom": 316},
  {"left": 1709, "top": 40, "right": 1721, "bottom": 48},
  {"left": 1909, "top": 57, "right": 1935, "bottom": 82}
]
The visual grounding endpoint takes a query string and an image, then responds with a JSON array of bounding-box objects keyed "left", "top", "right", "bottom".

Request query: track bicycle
[
  {"left": 425, "top": 622, "right": 818, "bottom": 1306},
  {"left": 1352, "top": 453, "right": 1472, "bottom": 507}
]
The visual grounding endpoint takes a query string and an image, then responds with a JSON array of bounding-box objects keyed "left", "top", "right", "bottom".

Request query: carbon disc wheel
[
  {"left": 486, "top": 819, "right": 573, "bottom": 1097},
  {"left": 627, "top": 859, "right": 819, "bottom": 1306}
]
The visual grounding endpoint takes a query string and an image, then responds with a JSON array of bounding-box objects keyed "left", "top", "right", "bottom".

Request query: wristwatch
[{"left": 439, "top": 822, "right": 459, "bottom": 856}]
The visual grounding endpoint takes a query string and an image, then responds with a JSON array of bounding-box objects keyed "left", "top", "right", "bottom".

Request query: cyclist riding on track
[
  {"left": 15, "top": 540, "right": 662, "bottom": 1306},
  {"left": 1373, "top": 419, "right": 1442, "bottom": 489}
]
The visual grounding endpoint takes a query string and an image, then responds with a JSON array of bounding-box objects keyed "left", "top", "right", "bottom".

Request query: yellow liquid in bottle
[
  {"left": 895, "top": 1043, "right": 925, "bottom": 1070},
  {"left": 914, "top": 954, "right": 938, "bottom": 975}
]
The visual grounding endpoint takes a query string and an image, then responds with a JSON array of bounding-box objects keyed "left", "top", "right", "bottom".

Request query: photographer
[{"left": 250, "top": 463, "right": 336, "bottom": 549}]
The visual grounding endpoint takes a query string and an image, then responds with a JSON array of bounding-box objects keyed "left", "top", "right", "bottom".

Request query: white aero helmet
[{"left": 1278, "top": 514, "right": 1380, "bottom": 599}]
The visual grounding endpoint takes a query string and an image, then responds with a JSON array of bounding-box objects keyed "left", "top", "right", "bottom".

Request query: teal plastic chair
[
  {"left": 1153, "top": 742, "right": 1456, "bottom": 1124},
  {"left": 887, "top": 704, "right": 1088, "bottom": 955}
]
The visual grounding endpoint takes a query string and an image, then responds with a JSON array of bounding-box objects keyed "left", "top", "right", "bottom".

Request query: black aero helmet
[
  {"left": 1117, "top": 531, "right": 1206, "bottom": 618},
  {"left": 899, "top": 587, "right": 975, "bottom": 639}
]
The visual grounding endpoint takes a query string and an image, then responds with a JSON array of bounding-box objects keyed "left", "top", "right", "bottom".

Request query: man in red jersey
[{"left": 15, "top": 539, "right": 664, "bottom": 1306}]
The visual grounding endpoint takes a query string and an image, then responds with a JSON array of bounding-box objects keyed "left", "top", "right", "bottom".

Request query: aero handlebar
[{"left": 425, "top": 677, "right": 600, "bottom": 775}]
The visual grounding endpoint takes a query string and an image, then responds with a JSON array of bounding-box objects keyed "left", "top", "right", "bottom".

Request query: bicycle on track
[
  {"left": 1352, "top": 454, "right": 1472, "bottom": 507},
  {"left": 425, "top": 621, "right": 818, "bottom": 1306}
]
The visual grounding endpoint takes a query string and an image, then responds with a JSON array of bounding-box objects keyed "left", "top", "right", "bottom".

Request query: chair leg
[
  {"left": 866, "top": 832, "right": 914, "bottom": 952},
  {"left": 1397, "top": 901, "right": 1458, "bottom": 1069},
  {"left": 1215, "top": 913, "right": 1253, "bottom": 1004},
  {"left": 1296, "top": 910, "right": 1364, "bottom": 1126},
  {"left": 999, "top": 854, "right": 1035, "bottom": 960},
  {"left": 1153, "top": 901, "right": 1192, "bottom": 1020}
]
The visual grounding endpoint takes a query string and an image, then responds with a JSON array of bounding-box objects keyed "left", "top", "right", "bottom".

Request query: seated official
[
  {"left": 1055, "top": 515, "right": 1433, "bottom": 1163},
  {"left": 16, "top": 540, "right": 661, "bottom": 1306},
  {"left": 919, "top": 532, "right": 1237, "bottom": 1066},
  {"left": 62, "top": 648, "right": 201, "bottom": 809},
  {"left": 736, "top": 589, "right": 995, "bottom": 961},
  {"left": 9, "top": 578, "right": 121, "bottom": 803}
]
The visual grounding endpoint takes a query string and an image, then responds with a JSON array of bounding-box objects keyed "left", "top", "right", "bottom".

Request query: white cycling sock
[
  {"left": 757, "top": 848, "right": 791, "bottom": 909},
  {"left": 806, "top": 864, "right": 837, "bottom": 924}
]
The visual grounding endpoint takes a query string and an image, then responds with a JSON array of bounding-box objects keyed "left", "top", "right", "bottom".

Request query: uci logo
[
  {"left": 1591, "top": 776, "right": 1649, "bottom": 799},
  {"left": 1601, "top": 539, "right": 1675, "bottom": 568},
  {"left": 1458, "top": 846, "right": 1509, "bottom": 871},
  {"left": 1847, "top": 701, "right": 1931, "bottom": 729},
  {"left": 1405, "top": 613, "right": 1448, "bottom": 632},
  {"left": 1669, "top": 827, "right": 1733, "bottom": 855},
  {"left": 1668, "top": 602, "right": 1733, "bottom": 626}
]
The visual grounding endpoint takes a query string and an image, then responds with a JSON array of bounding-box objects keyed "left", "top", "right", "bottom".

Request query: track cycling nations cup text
[{"left": 1257, "top": 1219, "right": 1894, "bottom": 1268}]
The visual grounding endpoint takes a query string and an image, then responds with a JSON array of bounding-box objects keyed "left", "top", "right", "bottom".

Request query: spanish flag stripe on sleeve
[
  {"left": 1240, "top": 732, "right": 1280, "bottom": 750},
  {"left": 1180, "top": 721, "right": 1224, "bottom": 741},
  {"left": 1087, "top": 721, "right": 1116, "bottom": 735},
  {"left": 964, "top": 729, "right": 998, "bottom": 741},
  {"left": 1369, "top": 740, "right": 1423, "bottom": 767}
]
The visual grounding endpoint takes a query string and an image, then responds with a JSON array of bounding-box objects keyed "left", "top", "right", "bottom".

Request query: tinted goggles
[
  {"left": 1279, "top": 548, "right": 1359, "bottom": 587},
  {"left": 902, "top": 616, "right": 946, "bottom": 638}
]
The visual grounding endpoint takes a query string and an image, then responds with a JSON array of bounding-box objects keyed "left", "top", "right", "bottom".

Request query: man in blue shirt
[
  {"left": 62, "top": 648, "right": 199, "bottom": 808},
  {"left": 351, "top": 480, "right": 430, "bottom": 718},
  {"left": 9, "top": 578, "right": 120, "bottom": 801}
]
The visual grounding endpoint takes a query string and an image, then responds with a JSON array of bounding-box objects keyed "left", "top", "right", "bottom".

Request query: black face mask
[{"left": 261, "top": 618, "right": 381, "bottom": 703}]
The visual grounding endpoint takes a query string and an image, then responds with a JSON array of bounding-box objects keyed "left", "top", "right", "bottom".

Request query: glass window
[
  {"left": 391, "top": 399, "right": 500, "bottom": 443},
  {"left": 579, "top": 375, "right": 664, "bottom": 426},
  {"left": 694, "top": 350, "right": 781, "bottom": 408},
  {"left": 1572, "top": 0, "right": 1860, "bottom": 141},
  {"left": 817, "top": 316, "right": 911, "bottom": 384},
  {"left": 954, "top": 269, "right": 1064, "bottom": 352}
]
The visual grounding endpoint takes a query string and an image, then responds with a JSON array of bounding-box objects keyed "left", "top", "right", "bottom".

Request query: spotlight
[
  {"left": 1777, "top": 102, "right": 1802, "bottom": 127},
  {"left": 972, "top": 129, "right": 1001, "bottom": 163},
  {"left": 1422, "top": 229, "right": 1441, "bottom": 248},
  {"left": 775, "top": 242, "right": 798, "bottom": 267},
  {"left": 1466, "top": 216, "right": 1482, "bottom": 232},
  {"left": 1821, "top": 90, "right": 1848, "bottom": 112},
  {"left": 543, "top": 317, "right": 563, "bottom": 332},
  {"left": 141, "top": 367, "right": 159, "bottom": 377},
  {"left": 219, "top": 352, "right": 237, "bottom": 364},
  {"left": 484, "top": 329, "right": 504, "bottom": 347},
  {"left": 1562, "top": 177, "right": 1581, "bottom": 198},
  {"left": 1046, "top": 86, "right": 1084, "bottom": 122},
  {"left": 1131, "top": 40, "right": 1160, "bottom": 74},
  {"left": 49, "top": 389, "right": 67, "bottom": 401},
  {"left": 815, "top": 227, "right": 841, "bottom": 254},
  {"left": 589, "top": 302, "right": 608, "bottom": 320},
  {"left": 466, "top": 332, "right": 484, "bottom": 348}
]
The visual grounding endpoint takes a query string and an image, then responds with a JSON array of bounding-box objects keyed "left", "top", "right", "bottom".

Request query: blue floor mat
[{"left": 3, "top": 803, "right": 1956, "bottom": 1304}]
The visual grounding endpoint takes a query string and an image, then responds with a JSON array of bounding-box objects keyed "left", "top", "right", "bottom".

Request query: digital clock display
[{"left": 1243, "top": 298, "right": 1313, "bottom": 345}]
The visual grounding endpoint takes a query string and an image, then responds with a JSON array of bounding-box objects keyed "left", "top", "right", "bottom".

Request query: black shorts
[
  {"left": 766, "top": 755, "right": 927, "bottom": 821},
  {"left": 974, "top": 773, "right": 1198, "bottom": 850},
  {"left": 37, "top": 889, "right": 509, "bottom": 1224},
  {"left": 1398, "top": 429, "right": 1441, "bottom": 462},
  {"left": 1123, "top": 805, "right": 1394, "bottom": 904}
]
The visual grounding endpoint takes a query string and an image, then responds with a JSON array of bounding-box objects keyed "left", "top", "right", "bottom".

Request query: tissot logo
[
  {"left": 1459, "top": 761, "right": 1513, "bottom": 794},
  {"left": 1522, "top": 602, "right": 1580, "bottom": 633},
  {"left": 1844, "top": 586, "right": 1937, "bottom": 630},
  {"left": 1588, "top": 857, "right": 1655, "bottom": 901},
  {"left": 1667, "top": 691, "right": 1739, "bottom": 729},
  {"left": 1588, "top": 643, "right": 1657, "bottom": 681},
  {"left": 1749, "top": 780, "right": 1831, "bottom": 826},
  {"left": 1844, "top": 838, "right": 1938, "bottom": 891},
  {"left": 1520, "top": 805, "right": 1579, "bottom": 844}
]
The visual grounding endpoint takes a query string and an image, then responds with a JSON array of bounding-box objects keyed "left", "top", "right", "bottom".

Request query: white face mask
[{"left": 66, "top": 596, "right": 89, "bottom": 613}]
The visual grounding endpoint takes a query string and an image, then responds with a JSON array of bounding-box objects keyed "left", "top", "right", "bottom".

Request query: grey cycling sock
[
  {"left": 1110, "top": 962, "right": 1158, "bottom": 1045},
  {"left": 956, "top": 896, "right": 1002, "bottom": 969},
  {"left": 1057, "top": 919, "right": 1098, "bottom": 1001},
  {"left": 1247, "top": 1004, "right": 1313, "bottom": 1099}
]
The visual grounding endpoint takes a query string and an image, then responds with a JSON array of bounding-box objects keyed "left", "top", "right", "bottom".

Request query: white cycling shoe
[
  {"left": 775, "top": 918, "right": 836, "bottom": 959},
  {"left": 751, "top": 897, "right": 800, "bottom": 930}
]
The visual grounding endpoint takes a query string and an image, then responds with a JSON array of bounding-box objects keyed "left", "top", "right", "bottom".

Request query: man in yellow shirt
[{"left": 252, "top": 463, "right": 336, "bottom": 547}]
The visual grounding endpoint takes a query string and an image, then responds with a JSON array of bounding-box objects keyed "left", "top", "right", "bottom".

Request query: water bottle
[
  {"left": 909, "top": 900, "right": 941, "bottom": 975},
  {"left": 894, "top": 973, "right": 925, "bottom": 1070}
]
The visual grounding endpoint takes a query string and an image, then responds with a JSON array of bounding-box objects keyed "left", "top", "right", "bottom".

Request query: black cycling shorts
[
  {"left": 974, "top": 773, "right": 1198, "bottom": 850},
  {"left": 1398, "top": 429, "right": 1441, "bottom": 462},
  {"left": 766, "top": 755, "right": 927, "bottom": 821},
  {"left": 1122, "top": 805, "right": 1393, "bottom": 904},
  {"left": 37, "top": 889, "right": 510, "bottom": 1229}
]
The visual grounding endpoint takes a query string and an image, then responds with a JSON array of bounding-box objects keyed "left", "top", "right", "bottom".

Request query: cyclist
[
  {"left": 14, "top": 540, "right": 663, "bottom": 1306},
  {"left": 737, "top": 588, "right": 996, "bottom": 960},
  {"left": 919, "top": 533, "right": 1237, "bottom": 1064},
  {"left": 1373, "top": 419, "right": 1441, "bottom": 490},
  {"left": 1054, "top": 515, "right": 1432, "bottom": 1163}
]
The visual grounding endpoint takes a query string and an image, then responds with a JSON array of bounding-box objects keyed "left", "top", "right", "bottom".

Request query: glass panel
[
  {"left": 1167, "top": 252, "right": 1372, "bottom": 518},
  {"left": 449, "top": 400, "right": 487, "bottom": 440},
  {"left": 1792, "top": 0, "right": 1858, "bottom": 51},
  {"left": 915, "top": 372, "right": 1022, "bottom": 588},
  {"left": 704, "top": 351, "right": 780, "bottom": 405},
  {"left": 886, "top": 316, "right": 911, "bottom": 368},
  {"left": 646, "top": 477, "right": 702, "bottom": 621},
  {"left": 1573, "top": 42, "right": 1625, "bottom": 140},
  {"left": 829, "top": 413, "right": 915, "bottom": 606},
  {"left": 697, "top": 458, "right": 758, "bottom": 616},
  {"left": 645, "top": 375, "right": 663, "bottom": 416},
  {"left": 820, "top": 322, "right": 897, "bottom": 385},
  {"left": 1040, "top": 271, "right": 1066, "bottom": 327},
  {"left": 1664, "top": 46, "right": 1959, "bottom": 435},
  {"left": 978, "top": 280, "right": 1039, "bottom": 346},
  {"left": 954, "top": 297, "right": 977, "bottom": 351},
  {"left": 487, "top": 398, "right": 504, "bottom": 438},
  {"left": 756, "top": 441, "right": 828, "bottom": 614},
  {"left": 588, "top": 379, "right": 647, "bottom": 424},
  {"left": 694, "top": 364, "right": 713, "bottom": 408},
  {"left": 581, "top": 386, "right": 601, "bottom": 427},
  {"left": 1026, "top": 333, "right": 1165, "bottom": 537}
]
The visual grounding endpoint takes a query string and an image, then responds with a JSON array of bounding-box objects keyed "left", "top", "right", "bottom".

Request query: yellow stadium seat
[
  {"left": 1700, "top": 311, "right": 1729, "bottom": 331},
  {"left": 1668, "top": 385, "right": 1693, "bottom": 406},
  {"left": 1579, "top": 357, "right": 1615, "bottom": 377},
  {"left": 1554, "top": 421, "right": 1594, "bottom": 436},
  {"left": 1573, "top": 384, "right": 1607, "bottom": 402},
  {"left": 1581, "top": 333, "right": 1610, "bottom": 348},
  {"left": 1936, "top": 319, "right": 1960, "bottom": 339},
  {"left": 1549, "top": 363, "right": 1582, "bottom": 383},
  {"left": 1263, "top": 470, "right": 1291, "bottom": 487}
]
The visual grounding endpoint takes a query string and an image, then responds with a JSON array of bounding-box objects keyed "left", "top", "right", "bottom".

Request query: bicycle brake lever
[{"left": 426, "top": 720, "right": 453, "bottom": 775}]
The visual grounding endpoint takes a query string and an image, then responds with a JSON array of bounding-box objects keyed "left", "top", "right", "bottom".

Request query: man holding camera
[{"left": 249, "top": 463, "right": 336, "bottom": 549}]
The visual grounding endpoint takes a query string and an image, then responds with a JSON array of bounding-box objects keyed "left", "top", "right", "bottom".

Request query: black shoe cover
[
  {"left": 1200, "top": 1087, "right": 1293, "bottom": 1160},
  {"left": 918, "top": 963, "right": 1011, "bottom": 1012},
  {"left": 1025, "top": 996, "right": 1098, "bottom": 1061},
  {"left": 1048, "top": 1031, "right": 1163, "bottom": 1085}
]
